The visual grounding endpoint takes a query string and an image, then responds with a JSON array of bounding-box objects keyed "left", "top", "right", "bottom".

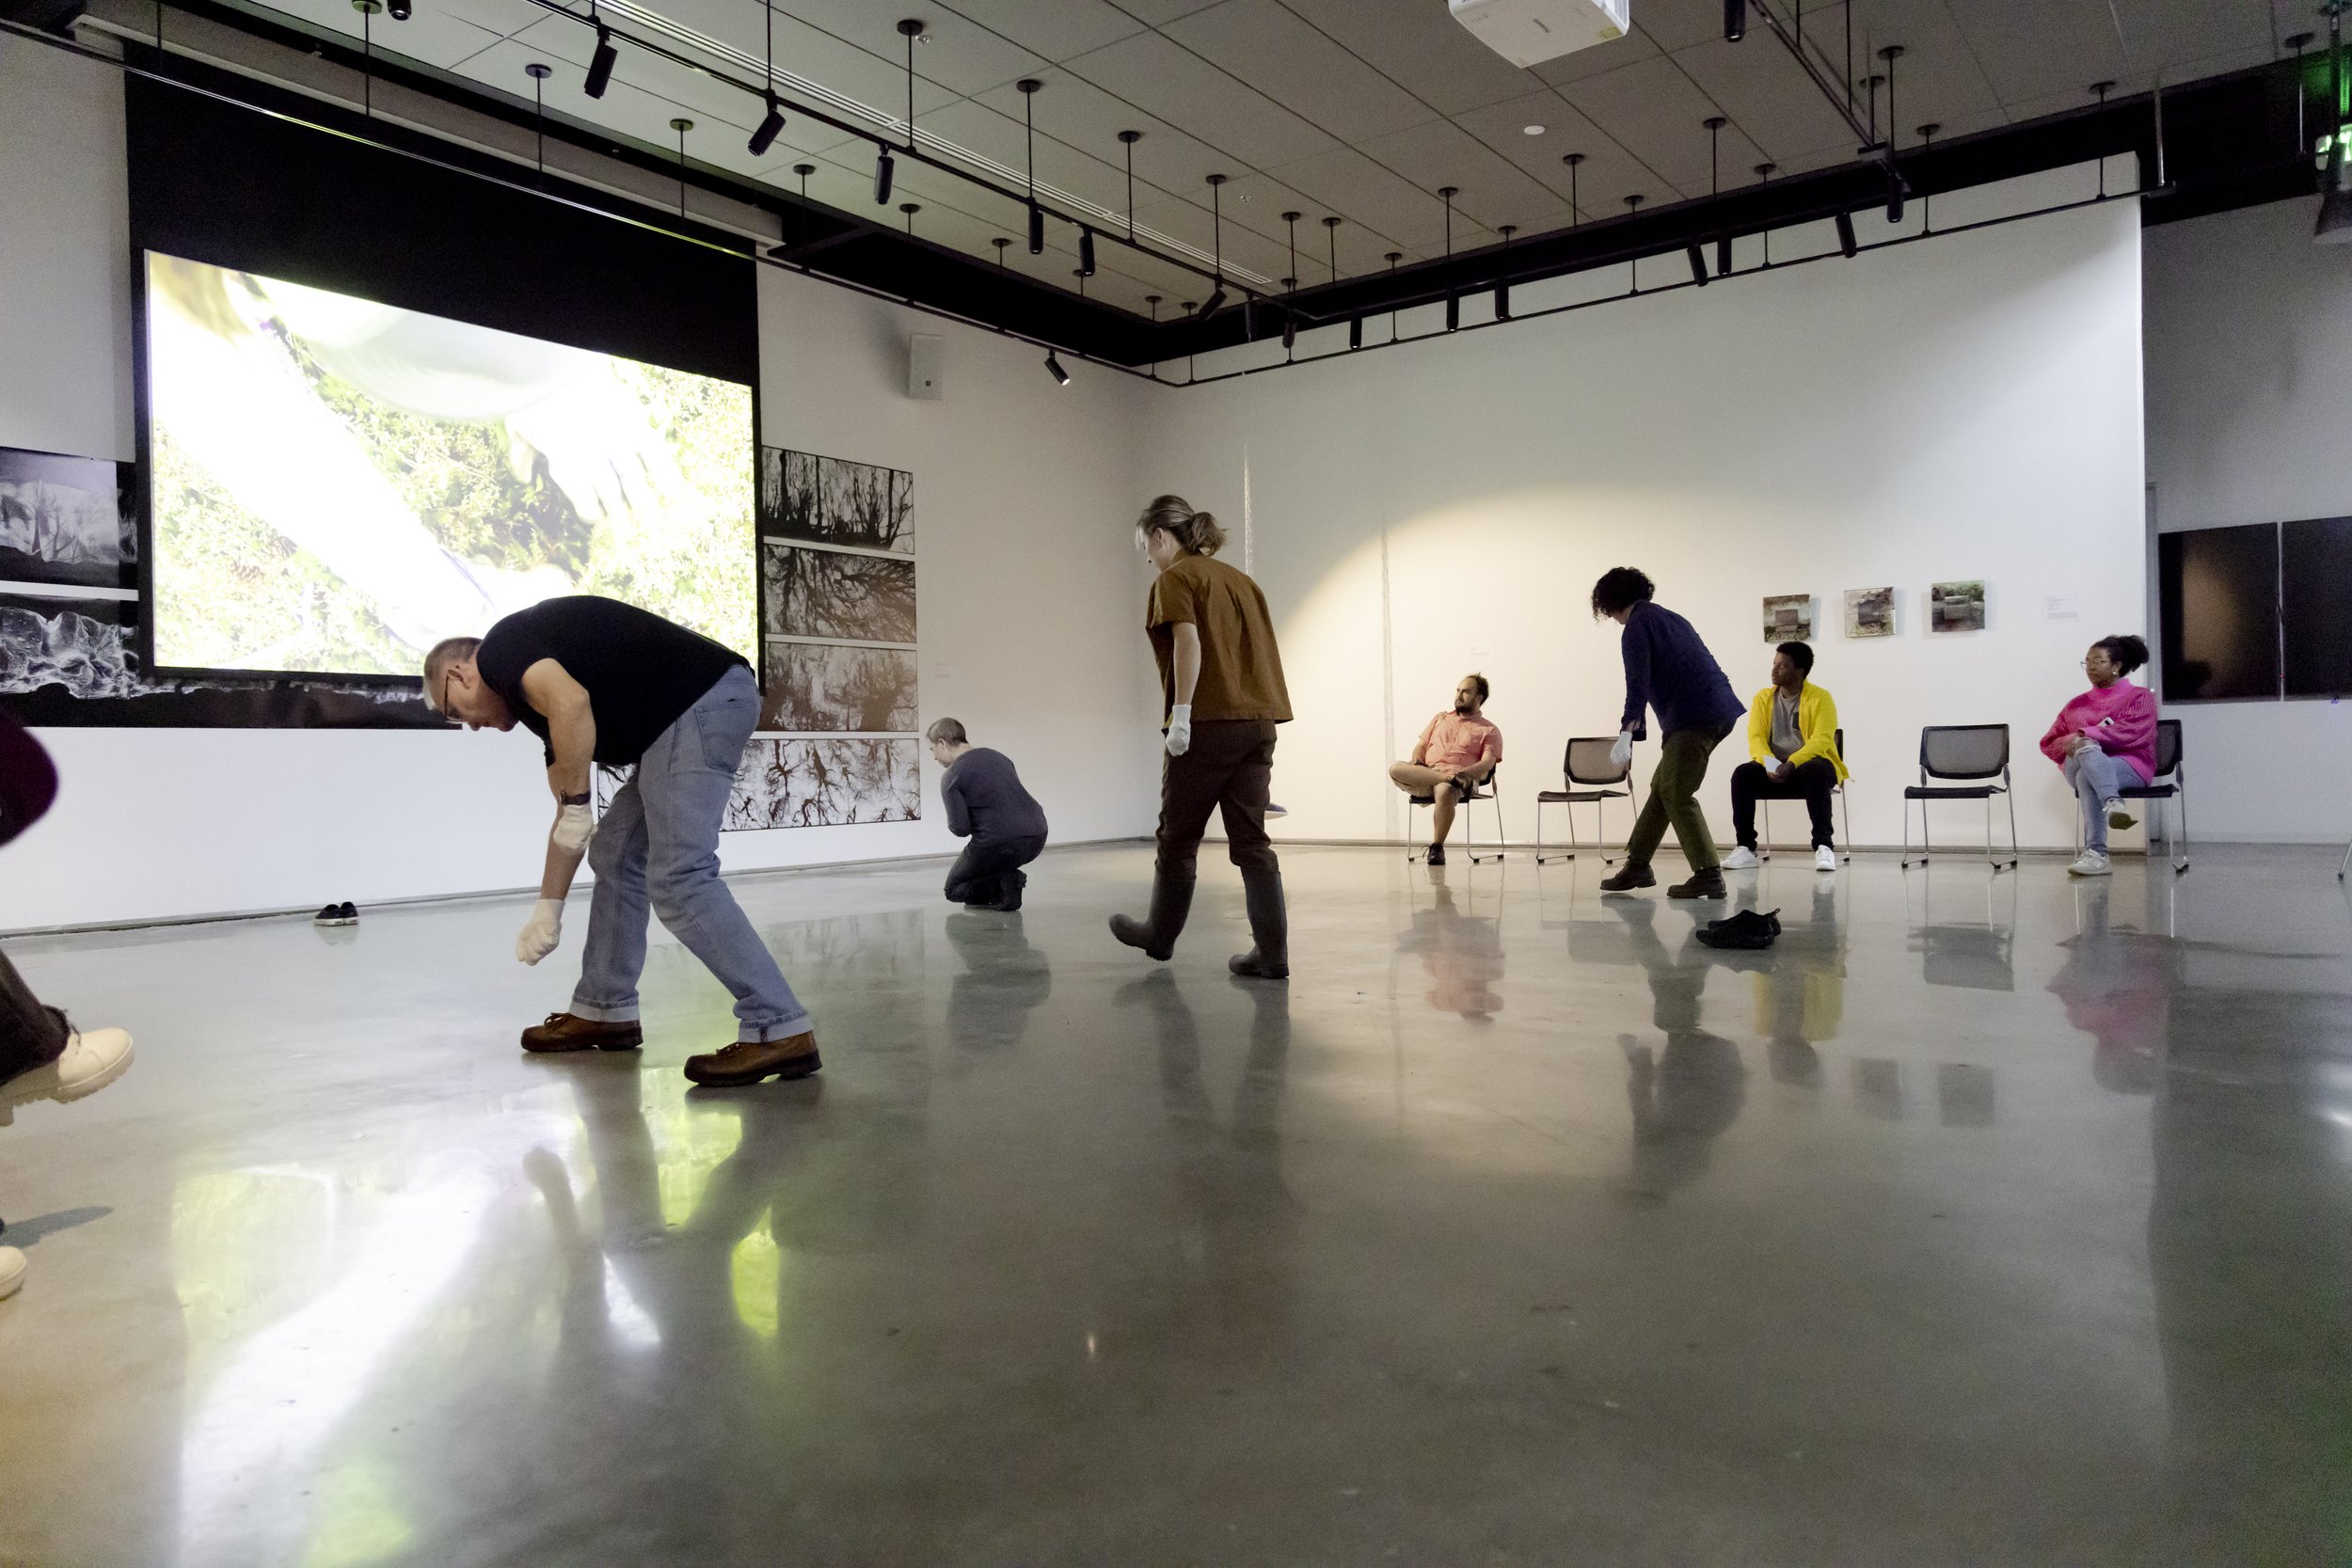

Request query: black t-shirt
[{"left": 475, "top": 596, "right": 748, "bottom": 766}]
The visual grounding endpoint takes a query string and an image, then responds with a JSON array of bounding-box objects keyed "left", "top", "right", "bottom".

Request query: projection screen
[{"left": 143, "top": 252, "right": 755, "bottom": 678}]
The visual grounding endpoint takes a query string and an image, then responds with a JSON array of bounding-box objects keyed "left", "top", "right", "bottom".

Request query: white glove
[
  {"left": 1165, "top": 704, "right": 1193, "bottom": 757},
  {"left": 516, "top": 897, "right": 564, "bottom": 965},
  {"left": 551, "top": 801, "right": 595, "bottom": 855},
  {"left": 1609, "top": 730, "right": 1633, "bottom": 768}
]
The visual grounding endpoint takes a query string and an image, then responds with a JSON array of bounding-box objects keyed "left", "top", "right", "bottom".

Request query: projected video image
[{"left": 144, "top": 253, "right": 754, "bottom": 677}]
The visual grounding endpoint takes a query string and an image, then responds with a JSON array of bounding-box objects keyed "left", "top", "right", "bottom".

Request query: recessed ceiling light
[{"left": 1522, "top": 123, "right": 1546, "bottom": 135}]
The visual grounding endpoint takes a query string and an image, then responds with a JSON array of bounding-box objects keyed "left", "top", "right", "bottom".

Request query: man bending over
[
  {"left": 929, "top": 718, "right": 1049, "bottom": 911},
  {"left": 1389, "top": 673, "right": 1502, "bottom": 865},
  {"left": 1724, "top": 640, "right": 1847, "bottom": 873},
  {"left": 424, "top": 595, "right": 819, "bottom": 1087}
]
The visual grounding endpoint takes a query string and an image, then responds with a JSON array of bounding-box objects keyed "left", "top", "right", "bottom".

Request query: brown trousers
[{"left": 1156, "top": 720, "right": 1279, "bottom": 879}]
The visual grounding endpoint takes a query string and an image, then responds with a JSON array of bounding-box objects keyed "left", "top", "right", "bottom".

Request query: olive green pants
[{"left": 1624, "top": 724, "right": 1731, "bottom": 874}]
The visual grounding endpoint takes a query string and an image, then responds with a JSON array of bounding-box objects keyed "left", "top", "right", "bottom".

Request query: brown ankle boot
[
  {"left": 683, "top": 1031, "right": 821, "bottom": 1086},
  {"left": 520, "top": 1013, "right": 644, "bottom": 1053}
]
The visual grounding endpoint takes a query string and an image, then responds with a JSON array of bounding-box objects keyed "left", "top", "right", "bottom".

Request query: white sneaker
[
  {"left": 2104, "top": 800, "right": 2136, "bottom": 832},
  {"left": 1814, "top": 847, "right": 1838, "bottom": 872},
  {"left": 1721, "top": 847, "right": 1760, "bottom": 870},
  {"left": 2067, "top": 851, "right": 2112, "bottom": 877},
  {"left": 0, "top": 1026, "right": 135, "bottom": 1125},
  {"left": 0, "top": 1246, "right": 21, "bottom": 1301}
]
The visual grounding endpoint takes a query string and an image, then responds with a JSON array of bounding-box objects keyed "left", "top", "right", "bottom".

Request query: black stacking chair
[
  {"left": 1757, "top": 727, "right": 1852, "bottom": 863},
  {"left": 1900, "top": 724, "right": 2018, "bottom": 871},
  {"left": 1407, "top": 769, "right": 1504, "bottom": 864},
  {"left": 2081, "top": 718, "right": 2188, "bottom": 873},
  {"left": 1534, "top": 737, "right": 1634, "bottom": 864}
]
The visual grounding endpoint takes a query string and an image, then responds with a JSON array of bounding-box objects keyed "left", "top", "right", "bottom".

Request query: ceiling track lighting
[
  {"left": 1200, "top": 172, "right": 1230, "bottom": 321},
  {"left": 873, "top": 147, "right": 895, "bottom": 204},
  {"left": 747, "top": 0, "right": 783, "bottom": 155},
  {"left": 1078, "top": 226, "right": 1096, "bottom": 277},
  {"left": 1723, "top": 0, "right": 1743, "bottom": 42},
  {"left": 1119, "top": 129, "right": 1142, "bottom": 242},
  {"left": 1835, "top": 210, "right": 1859, "bottom": 256},
  {"left": 1348, "top": 316, "right": 1363, "bottom": 350},
  {"left": 748, "top": 97, "right": 785, "bottom": 156},
  {"left": 584, "top": 19, "right": 616, "bottom": 99},
  {"left": 387, "top": 0, "right": 408, "bottom": 19},
  {"left": 1018, "top": 79, "right": 1044, "bottom": 252},
  {"left": 1715, "top": 234, "right": 1732, "bottom": 276},
  {"left": 1281, "top": 307, "right": 1297, "bottom": 353},
  {"left": 1044, "top": 351, "right": 1070, "bottom": 386},
  {"left": 1685, "top": 245, "right": 1708, "bottom": 286},
  {"left": 524, "top": 60, "right": 549, "bottom": 176},
  {"left": 1444, "top": 293, "right": 1459, "bottom": 332},
  {"left": 1495, "top": 223, "right": 1515, "bottom": 320},
  {"left": 1564, "top": 151, "right": 1584, "bottom": 226},
  {"left": 1199, "top": 285, "right": 1228, "bottom": 322}
]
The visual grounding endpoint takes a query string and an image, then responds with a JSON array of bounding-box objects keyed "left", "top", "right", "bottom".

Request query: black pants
[
  {"left": 944, "top": 832, "right": 1047, "bottom": 905},
  {"left": 1729, "top": 758, "right": 1840, "bottom": 849},
  {"left": 0, "top": 947, "right": 69, "bottom": 1085},
  {"left": 1156, "top": 720, "right": 1278, "bottom": 880}
]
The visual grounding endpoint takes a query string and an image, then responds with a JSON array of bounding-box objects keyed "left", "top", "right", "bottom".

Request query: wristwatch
[{"left": 559, "top": 791, "right": 591, "bottom": 806}]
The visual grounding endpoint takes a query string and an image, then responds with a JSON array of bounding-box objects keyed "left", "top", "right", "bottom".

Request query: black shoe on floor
[
  {"left": 1426, "top": 844, "right": 1447, "bottom": 866},
  {"left": 1668, "top": 868, "right": 1728, "bottom": 900},
  {"left": 991, "top": 870, "right": 1026, "bottom": 912},
  {"left": 1598, "top": 863, "right": 1656, "bottom": 894},
  {"left": 1696, "top": 908, "right": 1782, "bottom": 949},
  {"left": 314, "top": 902, "right": 358, "bottom": 927}
]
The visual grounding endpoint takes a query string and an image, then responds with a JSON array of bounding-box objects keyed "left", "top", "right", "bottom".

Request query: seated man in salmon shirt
[{"left": 1388, "top": 673, "right": 1502, "bottom": 866}]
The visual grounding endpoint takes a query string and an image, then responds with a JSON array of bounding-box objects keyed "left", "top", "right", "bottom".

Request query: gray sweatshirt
[{"left": 941, "top": 748, "right": 1048, "bottom": 840}]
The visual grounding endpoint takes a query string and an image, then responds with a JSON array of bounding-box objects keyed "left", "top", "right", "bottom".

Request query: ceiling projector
[{"left": 1449, "top": 0, "right": 1629, "bottom": 68}]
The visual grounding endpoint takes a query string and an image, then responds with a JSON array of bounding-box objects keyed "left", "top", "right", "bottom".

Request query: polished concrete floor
[{"left": 1, "top": 844, "right": 2347, "bottom": 1566}]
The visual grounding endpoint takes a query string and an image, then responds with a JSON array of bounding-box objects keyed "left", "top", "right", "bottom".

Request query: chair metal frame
[
  {"left": 1900, "top": 723, "right": 2020, "bottom": 871},
  {"left": 2071, "top": 719, "right": 2189, "bottom": 874},
  {"left": 1758, "top": 727, "right": 1853, "bottom": 864},
  {"left": 1534, "top": 737, "right": 1635, "bottom": 864},
  {"left": 1406, "top": 768, "right": 1505, "bottom": 864}
]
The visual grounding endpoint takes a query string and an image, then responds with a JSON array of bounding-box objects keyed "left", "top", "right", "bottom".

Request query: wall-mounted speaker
[{"left": 907, "top": 333, "right": 944, "bottom": 400}]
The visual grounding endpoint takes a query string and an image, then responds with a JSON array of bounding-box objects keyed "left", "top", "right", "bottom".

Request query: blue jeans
[
  {"left": 571, "top": 664, "right": 811, "bottom": 1042},
  {"left": 2063, "top": 746, "right": 2136, "bottom": 853}
]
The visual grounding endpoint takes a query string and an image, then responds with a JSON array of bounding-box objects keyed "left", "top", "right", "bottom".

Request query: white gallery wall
[
  {"left": 1145, "top": 169, "right": 2149, "bottom": 855},
  {"left": 2143, "top": 195, "right": 2352, "bottom": 842},
  {"left": 0, "top": 40, "right": 1161, "bottom": 929}
]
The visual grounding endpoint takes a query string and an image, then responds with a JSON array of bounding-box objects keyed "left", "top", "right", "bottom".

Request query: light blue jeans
[
  {"left": 2063, "top": 745, "right": 2137, "bottom": 853},
  {"left": 571, "top": 664, "right": 812, "bottom": 1042}
]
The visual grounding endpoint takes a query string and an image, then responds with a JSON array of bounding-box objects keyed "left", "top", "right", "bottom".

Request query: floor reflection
[
  {"left": 1397, "top": 868, "right": 1504, "bottom": 1020},
  {"left": 943, "top": 911, "right": 1052, "bottom": 1053},
  {"left": 1611, "top": 898, "right": 1750, "bottom": 1200}
]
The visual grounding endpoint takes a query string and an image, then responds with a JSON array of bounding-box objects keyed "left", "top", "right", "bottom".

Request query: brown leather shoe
[
  {"left": 520, "top": 1012, "right": 644, "bottom": 1053},
  {"left": 683, "top": 1031, "right": 821, "bottom": 1086}
]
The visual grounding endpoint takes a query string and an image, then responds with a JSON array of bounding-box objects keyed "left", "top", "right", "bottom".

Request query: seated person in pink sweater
[{"left": 2038, "top": 634, "right": 2156, "bottom": 878}]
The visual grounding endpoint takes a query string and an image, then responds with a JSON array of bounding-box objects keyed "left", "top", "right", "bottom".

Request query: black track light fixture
[
  {"left": 1835, "top": 210, "right": 1859, "bottom": 256},
  {"left": 1564, "top": 151, "right": 1584, "bottom": 225},
  {"left": 1119, "top": 129, "right": 1142, "bottom": 242},
  {"left": 1495, "top": 223, "right": 1516, "bottom": 320},
  {"left": 1323, "top": 214, "right": 1343, "bottom": 281},
  {"left": 1348, "top": 316, "right": 1362, "bottom": 350},
  {"left": 1716, "top": 235, "right": 1733, "bottom": 275},
  {"left": 1019, "top": 79, "right": 1044, "bottom": 251},
  {"left": 1201, "top": 172, "right": 1230, "bottom": 320},
  {"left": 749, "top": 99, "right": 786, "bottom": 157},
  {"left": 748, "top": 0, "right": 784, "bottom": 155},
  {"left": 873, "top": 147, "right": 896, "bottom": 204},
  {"left": 1885, "top": 168, "right": 1905, "bottom": 224},
  {"left": 1281, "top": 303, "right": 1297, "bottom": 353},
  {"left": 900, "top": 201, "right": 921, "bottom": 233},
  {"left": 992, "top": 236, "right": 1010, "bottom": 267},
  {"left": 1444, "top": 293, "right": 1459, "bottom": 332},
  {"left": 1723, "top": 0, "right": 1744, "bottom": 41},
  {"left": 387, "top": 0, "right": 409, "bottom": 20},
  {"left": 1045, "top": 352, "right": 1070, "bottom": 386},
  {"left": 585, "top": 21, "right": 616, "bottom": 98},
  {"left": 1686, "top": 245, "right": 1708, "bottom": 286},
  {"left": 1078, "top": 226, "right": 1096, "bottom": 277}
]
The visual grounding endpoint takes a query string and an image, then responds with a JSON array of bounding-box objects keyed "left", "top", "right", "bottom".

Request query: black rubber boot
[
  {"left": 1109, "top": 875, "right": 1195, "bottom": 961},
  {"left": 1229, "top": 865, "right": 1290, "bottom": 979}
]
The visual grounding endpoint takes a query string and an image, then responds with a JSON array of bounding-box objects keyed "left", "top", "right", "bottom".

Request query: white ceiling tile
[
  {"left": 1260, "top": 145, "right": 1450, "bottom": 251},
  {"left": 1554, "top": 53, "right": 1751, "bottom": 197},
  {"left": 1351, "top": 117, "right": 1563, "bottom": 238},
  {"left": 1530, "top": 24, "right": 1656, "bottom": 86},
  {"left": 1944, "top": 0, "right": 2133, "bottom": 107},
  {"left": 1114, "top": 0, "right": 1226, "bottom": 22},
  {"left": 1058, "top": 28, "right": 1342, "bottom": 167},
  {"left": 930, "top": 0, "right": 1150, "bottom": 61},
  {"left": 1272, "top": 0, "right": 1543, "bottom": 116},
  {"left": 764, "top": 1, "right": 1049, "bottom": 97},
  {"left": 1161, "top": 0, "right": 1441, "bottom": 144},
  {"left": 1667, "top": 34, "right": 1865, "bottom": 167},
  {"left": 1632, "top": 0, "right": 1730, "bottom": 52}
]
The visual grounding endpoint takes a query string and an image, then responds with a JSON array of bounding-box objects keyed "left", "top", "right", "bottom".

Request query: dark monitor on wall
[
  {"left": 2158, "top": 523, "right": 2279, "bottom": 701},
  {"left": 2281, "top": 515, "right": 2352, "bottom": 698}
]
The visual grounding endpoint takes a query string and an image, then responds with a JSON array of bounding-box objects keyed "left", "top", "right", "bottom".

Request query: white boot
[
  {"left": 0, "top": 1246, "right": 23, "bottom": 1301},
  {"left": 2067, "top": 850, "right": 2112, "bottom": 877},
  {"left": 1721, "top": 846, "right": 1760, "bottom": 870},
  {"left": 0, "top": 1026, "right": 135, "bottom": 1123}
]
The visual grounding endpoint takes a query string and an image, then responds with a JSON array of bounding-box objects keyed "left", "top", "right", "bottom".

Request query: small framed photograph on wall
[
  {"left": 1762, "top": 594, "right": 1813, "bottom": 641},
  {"left": 1844, "top": 587, "right": 1896, "bottom": 638},
  {"left": 1930, "top": 580, "right": 1987, "bottom": 634}
]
